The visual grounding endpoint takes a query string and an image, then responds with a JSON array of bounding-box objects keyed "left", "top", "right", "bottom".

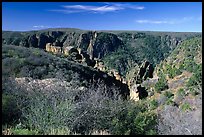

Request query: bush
[
  {"left": 187, "top": 64, "right": 202, "bottom": 87},
  {"left": 11, "top": 128, "right": 38, "bottom": 135},
  {"left": 110, "top": 100, "right": 157, "bottom": 135},
  {"left": 4, "top": 78, "right": 158, "bottom": 135},
  {"left": 2, "top": 94, "right": 22, "bottom": 125},
  {"left": 166, "top": 65, "right": 182, "bottom": 79},
  {"left": 20, "top": 90, "right": 75, "bottom": 135},
  {"left": 165, "top": 98, "right": 174, "bottom": 105},
  {"left": 155, "top": 75, "right": 168, "bottom": 93},
  {"left": 188, "top": 87, "right": 200, "bottom": 96},
  {"left": 134, "top": 111, "right": 157, "bottom": 135},
  {"left": 177, "top": 88, "right": 185, "bottom": 96},
  {"left": 163, "top": 91, "right": 174, "bottom": 98},
  {"left": 180, "top": 102, "right": 191, "bottom": 112},
  {"left": 149, "top": 99, "right": 158, "bottom": 110}
]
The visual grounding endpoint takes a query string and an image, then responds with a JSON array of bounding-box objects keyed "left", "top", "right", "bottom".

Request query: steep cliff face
[
  {"left": 92, "top": 32, "right": 123, "bottom": 59},
  {"left": 126, "top": 60, "right": 154, "bottom": 101},
  {"left": 3, "top": 30, "right": 124, "bottom": 62},
  {"left": 76, "top": 31, "right": 124, "bottom": 60}
]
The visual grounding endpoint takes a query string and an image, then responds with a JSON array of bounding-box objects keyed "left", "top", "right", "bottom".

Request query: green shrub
[
  {"left": 21, "top": 91, "right": 74, "bottom": 135},
  {"left": 163, "top": 91, "right": 174, "bottom": 98},
  {"left": 149, "top": 99, "right": 158, "bottom": 110},
  {"left": 177, "top": 88, "right": 185, "bottom": 96},
  {"left": 167, "top": 66, "right": 182, "bottom": 79},
  {"left": 110, "top": 100, "right": 157, "bottom": 135},
  {"left": 188, "top": 87, "right": 200, "bottom": 96},
  {"left": 133, "top": 111, "right": 157, "bottom": 135},
  {"left": 183, "top": 59, "right": 198, "bottom": 73},
  {"left": 165, "top": 98, "right": 174, "bottom": 105},
  {"left": 11, "top": 128, "right": 38, "bottom": 135},
  {"left": 155, "top": 75, "right": 168, "bottom": 93},
  {"left": 187, "top": 64, "right": 202, "bottom": 88},
  {"left": 180, "top": 102, "right": 191, "bottom": 112},
  {"left": 2, "top": 94, "right": 21, "bottom": 125}
]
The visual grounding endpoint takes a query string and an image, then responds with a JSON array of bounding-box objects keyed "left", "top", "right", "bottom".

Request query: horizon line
[{"left": 2, "top": 27, "right": 202, "bottom": 33}]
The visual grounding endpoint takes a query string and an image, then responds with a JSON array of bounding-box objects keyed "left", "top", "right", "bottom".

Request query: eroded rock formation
[
  {"left": 46, "top": 43, "right": 62, "bottom": 54},
  {"left": 127, "top": 60, "right": 154, "bottom": 101}
]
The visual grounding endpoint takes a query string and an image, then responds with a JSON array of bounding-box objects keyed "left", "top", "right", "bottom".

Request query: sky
[{"left": 2, "top": 2, "right": 202, "bottom": 32}]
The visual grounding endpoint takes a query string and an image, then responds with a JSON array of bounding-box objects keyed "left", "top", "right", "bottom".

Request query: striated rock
[
  {"left": 136, "top": 60, "right": 154, "bottom": 84},
  {"left": 127, "top": 60, "right": 154, "bottom": 101},
  {"left": 127, "top": 60, "right": 154, "bottom": 87},
  {"left": 77, "top": 32, "right": 93, "bottom": 50},
  {"left": 28, "top": 34, "right": 38, "bottom": 48},
  {"left": 87, "top": 31, "right": 97, "bottom": 60},
  {"left": 87, "top": 39, "right": 94, "bottom": 60},
  {"left": 77, "top": 31, "right": 123, "bottom": 60},
  {"left": 45, "top": 43, "right": 62, "bottom": 54},
  {"left": 92, "top": 32, "right": 123, "bottom": 59},
  {"left": 38, "top": 34, "right": 51, "bottom": 49}
]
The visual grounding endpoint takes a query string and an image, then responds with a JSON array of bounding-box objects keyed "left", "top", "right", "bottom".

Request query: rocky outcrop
[
  {"left": 63, "top": 46, "right": 75, "bottom": 56},
  {"left": 87, "top": 32, "right": 97, "bottom": 60},
  {"left": 129, "top": 84, "right": 148, "bottom": 101},
  {"left": 127, "top": 60, "right": 154, "bottom": 87},
  {"left": 93, "top": 61, "right": 126, "bottom": 84},
  {"left": 127, "top": 60, "right": 154, "bottom": 101},
  {"left": 3, "top": 30, "right": 123, "bottom": 63},
  {"left": 94, "top": 59, "right": 106, "bottom": 72},
  {"left": 136, "top": 60, "right": 154, "bottom": 84},
  {"left": 76, "top": 31, "right": 123, "bottom": 59},
  {"left": 109, "top": 69, "right": 123, "bottom": 82},
  {"left": 46, "top": 43, "right": 62, "bottom": 54}
]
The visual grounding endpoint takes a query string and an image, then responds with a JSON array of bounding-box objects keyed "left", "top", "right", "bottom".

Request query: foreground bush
[{"left": 2, "top": 77, "right": 158, "bottom": 135}]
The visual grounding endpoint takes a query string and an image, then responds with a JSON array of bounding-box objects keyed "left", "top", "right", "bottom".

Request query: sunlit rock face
[{"left": 127, "top": 60, "right": 154, "bottom": 101}]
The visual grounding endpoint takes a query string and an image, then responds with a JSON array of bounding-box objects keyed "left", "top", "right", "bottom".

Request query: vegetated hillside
[
  {"left": 154, "top": 37, "right": 202, "bottom": 94},
  {"left": 2, "top": 44, "right": 129, "bottom": 97},
  {"left": 102, "top": 31, "right": 201, "bottom": 77},
  {"left": 2, "top": 29, "right": 201, "bottom": 77},
  {"left": 2, "top": 44, "right": 158, "bottom": 135},
  {"left": 142, "top": 37, "right": 202, "bottom": 135},
  {"left": 2, "top": 30, "right": 202, "bottom": 135}
]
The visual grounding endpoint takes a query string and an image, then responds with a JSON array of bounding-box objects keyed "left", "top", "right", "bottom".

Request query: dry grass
[
  {"left": 2, "top": 128, "right": 13, "bottom": 135},
  {"left": 89, "top": 130, "right": 111, "bottom": 135}
]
